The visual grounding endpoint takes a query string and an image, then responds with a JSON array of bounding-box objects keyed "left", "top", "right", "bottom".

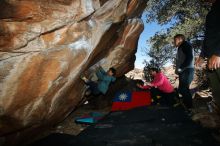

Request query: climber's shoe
[{"left": 80, "top": 75, "right": 89, "bottom": 83}]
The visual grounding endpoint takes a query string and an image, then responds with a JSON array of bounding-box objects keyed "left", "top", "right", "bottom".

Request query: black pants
[
  {"left": 208, "top": 68, "right": 220, "bottom": 108},
  {"left": 178, "top": 68, "right": 194, "bottom": 109},
  {"left": 150, "top": 88, "right": 176, "bottom": 106},
  {"left": 86, "top": 81, "right": 101, "bottom": 95}
]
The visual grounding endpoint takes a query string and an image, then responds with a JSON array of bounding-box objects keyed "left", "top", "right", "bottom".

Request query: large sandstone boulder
[{"left": 0, "top": 0, "right": 146, "bottom": 145}]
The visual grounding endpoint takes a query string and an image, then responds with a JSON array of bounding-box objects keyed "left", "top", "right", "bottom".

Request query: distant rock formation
[
  {"left": 0, "top": 0, "right": 147, "bottom": 145},
  {"left": 126, "top": 66, "right": 197, "bottom": 89},
  {"left": 126, "top": 68, "right": 145, "bottom": 80}
]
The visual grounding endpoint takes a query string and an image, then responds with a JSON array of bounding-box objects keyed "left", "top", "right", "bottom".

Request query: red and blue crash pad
[
  {"left": 111, "top": 91, "right": 152, "bottom": 111},
  {"left": 75, "top": 112, "right": 105, "bottom": 124}
]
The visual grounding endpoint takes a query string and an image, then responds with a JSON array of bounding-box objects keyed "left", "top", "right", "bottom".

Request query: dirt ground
[
  {"left": 50, "top": 103, "right": 111, "bottom": 136},
  {"left": 47, "top": 75, "right": 220, "bottom": 143}
]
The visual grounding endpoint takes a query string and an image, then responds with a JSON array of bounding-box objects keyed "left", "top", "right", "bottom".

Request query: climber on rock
[
  {"left": 81, "top": 66, "right": 116, "bottom": 96},
  {"left": 136, "top": 67, "right": 177, "bottom": 106}
]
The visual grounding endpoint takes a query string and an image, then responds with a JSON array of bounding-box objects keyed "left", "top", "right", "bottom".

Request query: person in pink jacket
[{"left": 137, "top": 67, "right": 176, "bottom": 106}]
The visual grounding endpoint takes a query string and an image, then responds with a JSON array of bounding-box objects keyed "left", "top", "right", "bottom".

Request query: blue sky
[{"left": 135, "top": 12, "right": 172, "bottom": 69}]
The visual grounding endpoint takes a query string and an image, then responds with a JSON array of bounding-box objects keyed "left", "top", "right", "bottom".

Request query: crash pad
[{"left": 75, "top": 112, "right": 105, "bottom": 124}]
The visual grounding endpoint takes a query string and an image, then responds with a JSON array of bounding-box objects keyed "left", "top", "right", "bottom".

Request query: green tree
[
  {"left": 144, "top": 0, "right": 210, "bottom": 67},
  {"left": 143, "top": 0, "right": 211, "bottom": 89}
]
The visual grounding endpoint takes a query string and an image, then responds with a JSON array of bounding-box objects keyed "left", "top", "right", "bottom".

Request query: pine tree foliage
[{"left": 144, "top": 0, "right": 210, "bottom": 68}]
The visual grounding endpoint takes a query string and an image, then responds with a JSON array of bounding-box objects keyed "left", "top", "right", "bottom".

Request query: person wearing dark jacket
[
  {"left": 196, "top": 0, "right": 220, "bottom": 108},
  {"left": 174, "top": 34, "right": 194, "bottom": 109}
]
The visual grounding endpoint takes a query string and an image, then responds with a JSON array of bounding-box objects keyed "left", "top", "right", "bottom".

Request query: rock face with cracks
[{"left": 0, "top": 0, "right": 146, "bottom": 145}]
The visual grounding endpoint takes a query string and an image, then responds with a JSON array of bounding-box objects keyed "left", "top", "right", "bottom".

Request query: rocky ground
[
  {"left": 48, "top": 94, "right": 220, "bottom": 141},
  {"left": 26, "top": 67, "right": 220, "bottom": 146},
  {"left": 50, "top": 104, "right": 111, "bottom": 136},
  {"left": 37, "top": 69, "right": 220, "bottom": 145},
  {"left": 31, "top": 105, "right": 220, "bottom": 146},
  {"left": 125, "top": 68, "right": 145, "bottom": 80}
]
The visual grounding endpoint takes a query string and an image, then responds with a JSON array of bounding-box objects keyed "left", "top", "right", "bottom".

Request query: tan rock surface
[{"left": 0, "top": 0, "right": 147, "bottom": 145}]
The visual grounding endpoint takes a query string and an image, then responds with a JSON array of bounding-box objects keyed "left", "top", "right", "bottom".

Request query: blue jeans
[{"left": 178, "top": 68, "right": 194, "bottom": 108}]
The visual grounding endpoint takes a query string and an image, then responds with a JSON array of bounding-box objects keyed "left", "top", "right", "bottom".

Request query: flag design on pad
[
  {"left": 111, "top": 91, "right": 152, "bottom": 111},
  {"left": 113, "top": 92, "right": 132, "bottom": 102}
]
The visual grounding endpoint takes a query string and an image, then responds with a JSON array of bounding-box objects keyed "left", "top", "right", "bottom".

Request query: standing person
[
  {"left": 174, "top": 34, "right": 194, "bottom": 110},
  {"left": 136, "top": 67, "right": 176, "bottom": 106},
  {"left": 196, "top": 0, "right": 220, "bottom": 109}
]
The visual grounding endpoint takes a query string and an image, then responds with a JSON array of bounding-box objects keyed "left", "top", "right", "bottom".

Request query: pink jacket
[{"left": 141, "top": 72, "right": 174, "bottom": 93}]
